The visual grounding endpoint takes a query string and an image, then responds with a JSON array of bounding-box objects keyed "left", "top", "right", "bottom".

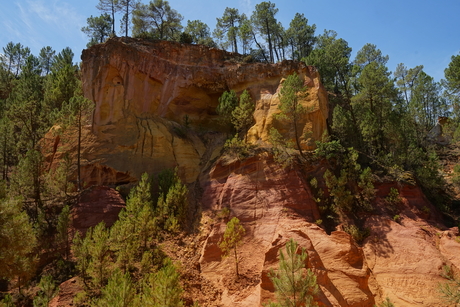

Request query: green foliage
[
  {"left": 376, "top": 297, "right": 395, "bottom": 307},
  {"left": 132, "top": 0, "right": 183, "bottom": 40},
  {"left": 214, "top": 7, "right": 241, "bottom": 52},
  {"left": 141, "top": 258, "right": 183, "bottom": 307},
  {"left": 385, "top": 187, "right": 402, "bottom": 211},
  {"left": 269, "top": 127, "right": 295, "bottom": 167},
  {"left": 223, "top": 134, "right": 253, "bottom": 160},
  {"left": 44, "top": 47, "right": 79, "bottom": 112},
  {"left": 9, "top": 149, "right": 44, "bottom": 208},
  {"left": 219, "top": 217, "right": 245, "bottom": 276},
  {"left": 95, "top": 268, "right": 138, "bottom": 307},
  {"left": 6, "top": 54, "right": 47, "bottom": 151},
  {"left": 57, "top": 92, "right": 95, "bottom": 191},
  {"left": 81, "top": 14, "right": 113, "bottom": 47},
  {"left": 183, "top": 20, "right": 215, "bottom": 47},
  {"left": 72, "top": 231, "right": 90, "bottom": 285},
  {"left": 251, "top": 1, "right": 279, "bottom": 63},
  {"left": 285, "top": 13, "right": 316, "bottom": 61},
  {"left": 452, "top": 164, "right": 460, "bottom": 185},
  {"left": 73, "top": 222, "right": 111, "bottom": 289},
  {"left": 156, "top": 168, "right": 188, "bottom": 232},
  {"left": 87, "top": 222, "right": 111, "bottom": 289},
  {"left": 217, "top": 207, "right": 231, "bottom": 219},
  {"left": 0, "top": 198, "right": 37, "bottom": 290},
  {"left": 438, "top": 265, "right": 460, "bottom": 305},
  {"left": 33, "top": 275, "right": 59, "bottom": 307},
  {"left": 314, "top": 139, "right": 346, "bottom": 160},
  {"left": 238, "top": 15, "right": 253, "bottom": 55},
  {"left": 344, "top": 224, "right": 369, "bottom": 244},
  {"left": 357, "top": 167, "right": 375, "bottom": 211},
  {"left": 231, "top": 90, "right": 255, "bottom": 140},
  {"left": 38, "top": 46, "right": 55, "bottom": 76},
  {"left": 0, "top": 294, "right": 13, "bottom": 307},
  {"left": 111, "top": 173, "right": 157, "bottom": 271},
  {"left": 324, "top": 169, "right": 353, "bottom": 213},
  {"left": 56, "top": 205, "right": 71, "bottom": 260},
  {"left": 217, "top": 90, "right": 238, "bottom": 129},
  {"left": 267, "top": 238, "right": 318, "bottom": 307},
  {"left": 443, "top": 53, "right": 460, "bottom": 118},
  {"left": 276, "top": 73, "right": 308, "bottom": 157}
]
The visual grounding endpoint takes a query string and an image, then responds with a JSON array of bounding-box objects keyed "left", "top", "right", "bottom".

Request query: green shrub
[
  {"left": 223, "top": 135, "right": 253, "bottom": 159},
  {"left": 453, "top": 164, "right": 460, "bottom": 185},
  {"left": 344, "top": 225, "right": 369, "bottom": 244},
  {"left": 385, "top": 187, "right": 402, "bottom": 209}
]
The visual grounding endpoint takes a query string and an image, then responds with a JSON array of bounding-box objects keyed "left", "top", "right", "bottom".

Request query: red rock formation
[
  {"left": 49, "top": 277, "right": 82, "bottom": 307},
  {"left": 72, "top": 186, "right": 125, "bottom": 235},
  {"left": 199, "top": 154, "right": 460, "bottom": 306}
]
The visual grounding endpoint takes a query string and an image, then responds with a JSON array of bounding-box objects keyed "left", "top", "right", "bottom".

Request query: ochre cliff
[{"left": 76, "top": 37, "right": 328, "bottom": 185}]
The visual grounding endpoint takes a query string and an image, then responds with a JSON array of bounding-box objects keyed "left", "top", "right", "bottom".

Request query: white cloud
[
  {"left": 27, "top": 0, "right": 85, "bottom": 31},
  {"left": 239, "top": 0, "right": 252, "bottom": 16},
  {"left": 0, "top": 0, "right": 88, "bottom": 55}
]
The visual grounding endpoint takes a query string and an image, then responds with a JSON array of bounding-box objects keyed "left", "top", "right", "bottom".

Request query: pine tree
[
  {"left": 276, "top": 73, "right": 307, "bottom": 158},
  {"left": 285, "top": 13, "right": 316, "bottom": 61},
  {"left": 231, "top": 90, "right": 255, "bottom": 141},
  {"left": 251, "top": 1, "right": 279, "bottom": 63},
  {"left": 33, "top": 275, "right": 59, "bottom": 307},
  {"left": 217, "top": 90, "right": 238, "bottom": 130},
  {"left": 0, "top": 198, "right": 37, "bottom": 292},
  {"left": 56, "top": 205, "right": 71, "bottom": 260},
  {"left": 141, "top": 258, "right": 183, "bottom": 307},
  {"left": 57, "top": 89, "right": 94, "bottom": 192},
  {"left": 73, "top": 222, "right": 111, "bottom": 289},
  {"left": 214, "top": 7, "right": 241, "bottom": 52},
  {"left": 88, "top": 222, "right": 111, "bottom": 289},
  {"left": 268, "top": 238, "right": 318, "bottom": 307},
  {"left": 111, "top": 173, "right": 158, "bottom": 271},
  {"left": 81, "top": 14, "right": 113, "bottom": 47},
  {"left": 95, "top": 268, "right": 138, "bottom": 307},
  {"left": 219, "top": 217, "right": 245, "bottom": 276},
  {"left": 72, "top": 231, "right": 91, "bottom": 286},
  {"left": 156, "top": 168, "right": 188, "bottom": 232}
]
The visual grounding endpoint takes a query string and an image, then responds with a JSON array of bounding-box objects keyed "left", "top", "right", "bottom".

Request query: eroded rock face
[
  {"left": 72, "top": 186, "right": 125, "bottom": 235},
  {"left": 78, "top": 38, "right": 328, "bottom": 186},
  {"left": 199, "top": 154, "right": 460, "bottom": 306}
]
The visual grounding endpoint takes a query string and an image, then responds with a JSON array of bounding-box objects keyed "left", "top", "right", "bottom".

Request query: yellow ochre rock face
[{"left": 79, "top": 37, "right": 328, "bottom": 184}]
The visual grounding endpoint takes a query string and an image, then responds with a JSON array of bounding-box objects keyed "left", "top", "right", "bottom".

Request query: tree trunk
[
  {"left": 265, "top": 19, "right": 273, "bottom": 63},
  {"left": 252, "top": 31, "right": 269, "bottom": 63},
  {"left": 77, "top": 105, "right": 82, "bottom": 192},
  {"left": 234, "top": 246, "right": 239, "bottom": 276},
  {"left": 293, "top": 113, "right": 304, "bottom": 158},
  {"left": 111, "top": 1, "right": 116, "bottom": 35}
]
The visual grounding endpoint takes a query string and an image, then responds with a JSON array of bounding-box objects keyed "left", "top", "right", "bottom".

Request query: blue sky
[{"left": 1, "top": 0, "right": 459, "bottom": 81}]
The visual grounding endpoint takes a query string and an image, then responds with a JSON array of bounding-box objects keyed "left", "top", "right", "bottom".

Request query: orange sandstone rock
[
  {"left": 199, "top": 154, "right": 460, "bottom": 306},
  {"left": 76, "top": 38, "right": 328, "bottom": 185}
]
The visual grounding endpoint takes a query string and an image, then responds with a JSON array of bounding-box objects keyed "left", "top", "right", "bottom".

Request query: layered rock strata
[{"left": 78, "top": 38, "right": 328, "bottom": 184}]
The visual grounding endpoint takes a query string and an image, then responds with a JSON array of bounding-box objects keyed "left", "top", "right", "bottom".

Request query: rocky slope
[
  {"left": 46, "top": 38, "right": 459, "bottom": 306},
  {"left": 198, "top": 155, "right": 459, "bottom": 306}
]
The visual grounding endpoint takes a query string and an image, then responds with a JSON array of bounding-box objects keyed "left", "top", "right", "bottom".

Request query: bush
[
  {"left": 385, "top": 187, "right": 402, "bottom": 209},
  {"left": 452, "top": 164, "right": 460, "bottom": 186},
  {"left": 223, "top": 135, "right": 253, "bottom": 159},
  {"left": 344, "top": 224, "right": 369, "bottom": 244}
]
